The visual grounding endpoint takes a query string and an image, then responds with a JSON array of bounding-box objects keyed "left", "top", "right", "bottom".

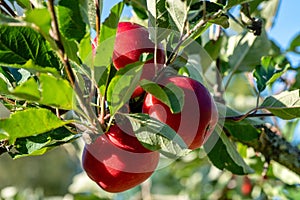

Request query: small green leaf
[
  {"left": 10, "top": 127, "right": 80, "bottom": 159},
  {"left": 288, "top": 33, "right": 300, "bottom": 53},
  {"left": 166, "top": 0, "right": 189, "bottom": 33},
  {"left": 25, "top": 8, "right": 51, "bottom": 36},
  {"left": 204, "top": 37, "right": 223, "bottom": 60},
  {"left": 130, "top": 0, "right": 148, "bottom": 19},
  {"left": 225, "top": 0, "right": 253, "bottom": 9},
  {"left": 122, "top": 113, "right": 189, "bottom": 158},
  {"left": 0, "top": 77, "right": 9, "bottom": 94},
  {"left": 140, "top": 79, "right": 184, "bottom": 113},
  {"left": 99, "top": 2, "right": 124, "bottom": 43},
  {"left": 14, "top": 0, "right": 32, "bottom": 9},
  {"left": 12, "top": 77, "right": 40, "bottom": 100},
  {"left": 57, "top": 0, "right": 86, "bottom": 41},
  {"left": 204, "top": 124, "right": 254, "bottom": 175},
  {"left": 147, "top": 0, "right": 171, "bottom": 42},
  {"left": 209, "top": 15, "right": 229, "bottom": 28},
  {"left": 0, "top": 13, "right": 21, "bottom": 24},
  {"left": 79, "top": 32, "right": 93, "bottom": 61},
  {"left": 38, "top": 74, "right": 75, "bottom": 110},
  {"left": 0, "top": 108, "right": 71, "bottom": 143},
  {"left": 107, "top": 62, "right": 143, "bottom": 115},
  {"left": 253, "top": 56, "right": 289, "bottom": 92},
  {"left": 91, "top": 2, "right": 124, "bottom": 87},
  {"left": 260, "top": 89, "right": 300, "bottom": 120}
]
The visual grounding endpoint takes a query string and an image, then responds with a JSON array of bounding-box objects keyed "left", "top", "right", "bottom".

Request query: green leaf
[
  {"left": 7, "top": 74, "right": 75, "bottom": 110},
  {"left": 57, "top": 0, "right": 86, "bottom": 41},
  {"left": 140, "top": 79, "right": 184, "bottom": 114},
  {"left": 224, "top": 104, "right": 262, "bottom": 142},
  {"left": 260, "top": 89, "right": 300, "bottom": 120},
  {"left": 253, "top": 56, "right": 289, "bottom": 92},
  {"left": 79, "top": 32, "right": 93, "bottom": 61},
  {"left": 209, "top": 15, "right": 229, "bottom": 28},
  {"left": 38, "top": 74, "right": 75, "bottom": 110},
  {"left": 0, "top": 26, "right": 61, "bottom": 70},
  {"left": 99, "top": 2, "right": 124, "bottom": 42},
  {"left": 188, "top": 1, "right": 228, "bottom": 29},
  {"left": 166, "top": 0, "right": 189, "bottom": 33},
  {"left": 107, "top": 62, "right": 143, "bottom": 115},
  {"left": 25, "top": 8, "right": 51, "bottom": 36},
  {"left": 0, "top": 13, "right": 21, "bottom": 24},
  {"left": 92, "top": 2, "right": 124, "bottom": 87},
  {"left": 11, "top": 77, "right": 40, "bottom": 100},
  {"left": 10, "top": 127, "right": 80, "bottom": 159},
  {"left": 130, "top": 0, "right": 148, "bottom": 20},
  {"left": 204, "top": 124, "right": 254, "bottom": 175},
  {"left": 227, "top": 30, "right": 271, "bottom": 72},
  {"left": 0, "top": 76, "right": 9, "bottom": 94},
  {"left": 288, "top": 33, "right": 300, "bottom": 53},
  {"left": 225, "top": 0, "right": 253, "bottom": 9},
  {"left": 14, "top": 0, "right": 32, "bottom": 9},
  {"left": 204, "top": 37, "right": 223, "bottom": 60},
  {"left": 122, "top": 113, "right": 189, "bottom": 158},
  {"left": 147, "top": 0, "right": 171, "bottom": 42},
  {"left": 0, "top": 108, "right": 71, "bottom": 143},
  {"left": 224, "top": 122, "right": 261, "bottom": 142}
]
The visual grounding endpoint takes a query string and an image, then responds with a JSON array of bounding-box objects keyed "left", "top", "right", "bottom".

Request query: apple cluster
[{"left": 82, "top": 22, "right": 218, "bottom": 193}]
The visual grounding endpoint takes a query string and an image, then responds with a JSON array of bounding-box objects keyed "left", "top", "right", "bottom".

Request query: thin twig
[
  {"left": 225, "top": 111, "right": 274, "bottom": 121},
  {"left": 166, "top": 10, "right": 223, "bottom": 66},
  {"left": 46, "top": 0, "right": 104, "bottom": 133},
  {"left": 0, "top": 0, "right": 16, "bottom": 17},
  {"left": 94, "top": 0, "right": 101, "bottom": 39}
]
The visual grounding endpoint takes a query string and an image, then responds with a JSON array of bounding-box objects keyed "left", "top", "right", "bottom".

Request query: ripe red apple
[
  {"left": 113, "top": 22, "right": 165, "bottom": 98},
  {"left": 142, "top": 76, "right": 218, "bottom": 150},
  {"left": 82, "top": 124, "right": 160, "bottom": 193}
]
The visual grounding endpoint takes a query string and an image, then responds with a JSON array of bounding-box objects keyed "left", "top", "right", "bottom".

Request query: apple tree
[{"left": 0, "top": 0, "right": 300, "bottom": 199}]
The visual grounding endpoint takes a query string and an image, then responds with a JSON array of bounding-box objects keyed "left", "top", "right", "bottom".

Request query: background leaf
[
  {"left": 227, "top": 30, "right": 271, "bottom": 72},
  {"left": 204, "top": 125, "right": 254, "bottom": 175}
]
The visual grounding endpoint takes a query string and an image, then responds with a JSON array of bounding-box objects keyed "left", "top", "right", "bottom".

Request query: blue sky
[{"left": 102, "top": 0, "right": 300, "bottom": 66}]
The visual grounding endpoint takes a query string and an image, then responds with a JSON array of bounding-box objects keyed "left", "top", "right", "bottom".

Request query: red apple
[
  {"left": 142, "top": 76, "right": 218, "bottom": 150},
  {"left": 82, "top": 124, "right": 159, "bottom": 193},
  {"left": 113, "top": 22, "right": 165, "bottom": 98},
  {"left": 241, "top": 176, "right": 252, "bottom": 196}
]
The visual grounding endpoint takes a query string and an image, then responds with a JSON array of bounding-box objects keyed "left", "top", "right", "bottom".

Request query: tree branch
[
  {"left": 166, "top": 9, "right": 223, "bottom": 66},
  {"left": 232, "top": 125, "right": 300, "bottom": 176},
  {"left": 46, "top": 0, "right": 104, "bottom": 134}
]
